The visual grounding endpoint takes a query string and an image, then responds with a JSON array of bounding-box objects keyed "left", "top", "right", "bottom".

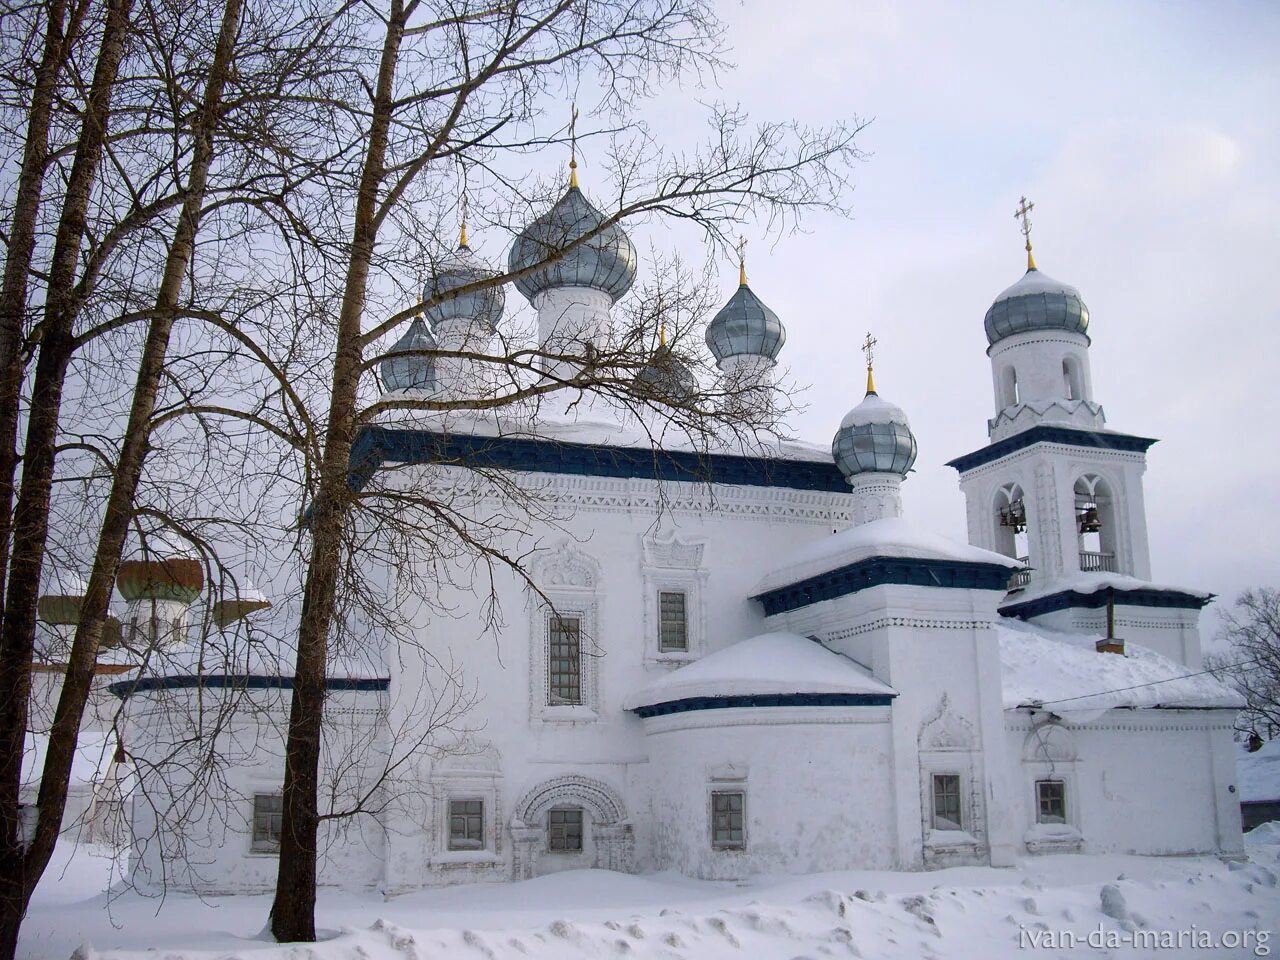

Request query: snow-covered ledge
[{"left": 1024, "top": 822, "right": 1084, "bottom": 854}]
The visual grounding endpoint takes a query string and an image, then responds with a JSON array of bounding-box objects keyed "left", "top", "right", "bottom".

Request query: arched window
[
  {"left": 1074, "top": 474, "right": 1119, "bottom": 572},
  {"left": 1001, "top": 366, "right": 1020, "bottom": 408},
  {"left": 1062, "top": 356, "right": 1083, "bottom": 401}
]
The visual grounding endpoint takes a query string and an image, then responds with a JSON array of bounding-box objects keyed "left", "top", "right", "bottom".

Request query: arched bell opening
[
  {"left": 1074, "top": 474, "right": 1118, "bottom": 573},
  {"left": 994, "top": 483, "right": 1030, "bottom": 588}
]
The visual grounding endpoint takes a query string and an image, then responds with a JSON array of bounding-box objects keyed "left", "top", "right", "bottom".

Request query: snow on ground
[{"left": 21, "top": 831, "right": 1280, "bottom": 960}]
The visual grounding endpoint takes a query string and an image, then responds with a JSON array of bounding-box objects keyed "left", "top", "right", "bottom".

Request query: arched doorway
[{"left": 509, "top": 775, "right": 634, "bottom": 879}]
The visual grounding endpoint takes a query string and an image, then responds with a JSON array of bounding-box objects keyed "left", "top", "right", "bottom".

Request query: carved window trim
[
  {"left": 529, "top": 541, "right": 604, "bottom": 723},
  {"left": 640, "top": 530, "right": 707, "bottom": 665}
]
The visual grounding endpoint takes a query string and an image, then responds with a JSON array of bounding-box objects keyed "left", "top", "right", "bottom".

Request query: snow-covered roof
[
  {"left": 992, "top": 268, "right": 1081, "bottom": 304},
  {"left": 838, "top": 393, "right": 909, "bottom": 429},
  {"left": 753, "top": 517, "right": 1020, "bottom": 596},
  {"left": 22, "top": 731, "right": 116, "bottom": 790},
  {"left": 1238, "top": 739, "right": 1280, "bottom": 803},
  {"left": 1007, "top": 571, "right": 1211, "bottom": 606},
  {"left": 623, "top": 632, "right": 895, "bottom": 710},
  {"left": 378, "top": 409, "right": 835, "bottom": 465},
  {"left": 997, "top": 618, "right": 1242, "bottom": 713}
]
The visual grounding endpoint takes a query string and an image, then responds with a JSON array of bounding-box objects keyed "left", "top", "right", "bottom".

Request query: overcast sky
[{"left": 605, "top": 0, "right": 1278, "bottom": 636}]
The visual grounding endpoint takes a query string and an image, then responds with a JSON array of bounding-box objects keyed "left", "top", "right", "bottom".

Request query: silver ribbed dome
[
  {"left": 424, "top": 243, "right": 505, "bottom": 333},
  {"left": 508, "top": 185, "right": 637, "bottom": 304},
  {"left": 705, "top": 282, "right": 786, "bottom": 363},
  {"left": 635, "top": 344, "right": 697, "bottom": 401},
  {"left": 380, "top": 318, "right": 436, "bottom": 391},
  {"left": 831, "top": 391, "right": 918, "bottom": 479},
  {"left": 984, "top": 267, "right": 1089, "bottom": 346}
]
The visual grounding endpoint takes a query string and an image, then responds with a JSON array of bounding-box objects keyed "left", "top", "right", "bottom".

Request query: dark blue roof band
[
  {"left": 945, "top": 426, "right": 1157, "bottom": 474},
  {"left": 348, "top": 426, "right": 850, "bottom": 494},
  {"left": 752, "top": 555, "right": 1014, "bottom": 616},
  {"left": 108, "top": 673, "right": 389, "bottom": 699},
  {"left": 631, "top": 691, "right": 894, "bottom": 718},
  {"left": 1000, "top": 587, "right": 1212, "bottom": 620}
]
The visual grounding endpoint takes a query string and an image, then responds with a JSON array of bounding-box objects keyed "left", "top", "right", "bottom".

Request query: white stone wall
[
  {"left": 639, "top": 706, "right": 896, "bottom": 879},
  {"left": 1003, "top": 709, "right": 1244, "bottom": 858},
  {"left": 122, "top": 685, "right": 388, "bottom": 894},
  {"left": 382, "top": 465, "right": 858, "bottom": 887}
]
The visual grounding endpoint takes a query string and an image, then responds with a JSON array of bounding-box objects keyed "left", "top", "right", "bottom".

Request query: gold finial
[
  {"left": 568, "top": 104, "right": 580, "bottom": 188},
  {"left": 1014, "top": 195, "right": 1037, "bottom": 271},
  {"left": 737, "top": 237, "right": 748, "bottom": 286},
  {"left": 459, "top": 189, "right": 469, "bottom": 248},
  {"left": 862, "top": 331, "right": 878, "bottom": 395},
  {"left": 659, "top": 323, "right": 668, "bottom": 347}
]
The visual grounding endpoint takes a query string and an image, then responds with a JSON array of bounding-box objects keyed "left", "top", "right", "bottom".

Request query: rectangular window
[
  {"left": 658, "top": 590, "right": 688, "bottom": 652},
  {"left": 448, "top": 798, "right": 485, "bottom": 850},
  {"left": 1036, "top": 780, "right": 1066, "bottom": 824},
  {"left": 548, "top": 615, "right": 582, "bottom": 705},
  {"left": 931, "top": 774, "right": 962, "bottom": 831},
  {"left": 251, "top": 793, "right": 283, "bottom": 853},
  {"left": 711, "top": 790, "right": 745, "bottom": 849},
  {"left": 547, "top": 807, "right": 584, "bottom": 853}
]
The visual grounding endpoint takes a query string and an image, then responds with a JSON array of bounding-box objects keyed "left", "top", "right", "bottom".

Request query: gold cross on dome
[
  {"left": 737, "top": 237, "right": 748, "bottom": 286},
  {"left": 862, "top": 331, "right": 877, "bottom": 369},
  {"left": 1014, "top": 195, "right": 1037, "bottom": 269},
  {"left": 568, "top": 103, "right": 580, "bottom": 186}
]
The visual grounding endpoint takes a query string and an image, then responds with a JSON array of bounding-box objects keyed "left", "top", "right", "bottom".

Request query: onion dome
[
  {"left": 212, "top": 581, "right": 271, "bottom": 628},
  {"left": 423, "top": 226, "right": 505, "bottom": 333},
  {"left": 117, "top": 534, "right": 203, "bottom": 604},
  {"left": 37, "top": 574, "right": 87, "bottom": 625},
  {"left": 380, "top": 317, "right": 437, "bottom": 392},
  {"left": 984, "top": 266, "right": 1090, "bottom": 346},
  {"left": 705, "top": 259, "right": 786, "bottom": 364},
  {"left": 635, "top": 339, "right": 697, "bottom": 401},
  {"left": 831, "top": 366, "right": 918, "bottom": 480},
  {"left": 508, "top": 168, "right": 637, "bottom": 304}
]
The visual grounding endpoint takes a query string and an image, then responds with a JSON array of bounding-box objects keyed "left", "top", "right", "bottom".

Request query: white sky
[{"left": 606, "top": 0, "right": 1278, "bottom": 635}]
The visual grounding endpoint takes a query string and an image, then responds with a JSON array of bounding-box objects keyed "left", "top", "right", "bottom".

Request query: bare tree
[
  {"left": 1209, "top": 588, "right": 1280, "bottom": 740},
  {"left": 250, "top": 0, "right": 864, "bottom": 942}
]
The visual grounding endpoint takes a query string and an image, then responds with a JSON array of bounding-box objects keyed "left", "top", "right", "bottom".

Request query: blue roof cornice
[
  {"left": 751, "top": 555, "right": 1014, "bottom": 616},
  {"left": 347, "top": 426, "right": 850, "bottom": 494},
  {"left": 108, "top": 674, "right": 389, "bottom": 699},
  {"left": 999, "top": 586, "right": 1212, "bottom": 621},
  {"left": 631, "top": 691, "right": 894, "bottom": 718},
  {"left": 945, "top": 425, "right": 1157, "bottom": 474}
]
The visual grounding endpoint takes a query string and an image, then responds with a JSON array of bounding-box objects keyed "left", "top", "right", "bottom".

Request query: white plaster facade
[{"left": 110, "top": 210, "right": 1244, "bottom": 894}]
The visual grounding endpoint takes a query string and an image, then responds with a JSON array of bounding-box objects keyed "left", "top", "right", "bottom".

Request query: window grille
[
  {"left": 548, "top": 615, "right": 582, "bottom": 705},
  {"left": 658, "top": 591, "right": 688, "bottom": 652}
]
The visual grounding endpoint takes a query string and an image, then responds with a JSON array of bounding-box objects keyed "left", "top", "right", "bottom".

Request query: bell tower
[{"left": 947, "top": 200, "right": 1209, "bottom": 666}]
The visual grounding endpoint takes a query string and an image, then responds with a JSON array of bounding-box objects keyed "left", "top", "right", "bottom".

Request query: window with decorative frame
[
  {"left": 528, "top": 540, "right": 603, "bottom": 723},
  {"left": 251, "top": 793, "right": 283, "bottom": 854},
  {"left": 547, "top": 807, "right": 584, "bottom": 853},
  {"left": 640, "top": 530, "right": 707, "bottom": 664},
  {"left": 448, "top": 798, "right": 485, "bottom": 850}
]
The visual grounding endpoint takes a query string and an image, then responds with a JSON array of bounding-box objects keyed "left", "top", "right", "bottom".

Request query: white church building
[{"left": 101, "top": 177, "right": 1245, "bottom": 894}]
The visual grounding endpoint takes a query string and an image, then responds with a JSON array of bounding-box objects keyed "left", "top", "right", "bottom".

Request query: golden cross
[
  {"left": 1014, "top": 195, "right": 1037, "bottom": 269},
  {"left": 737, "top": 237, "right": 748, "bottom": 285},
  {"left": 459, "top": 188, "right": 469, "bottom": 248},
  {"left": 862, "top": 331, "right": 878, "bottom": 395},
  {"left": 568, "top": 103, "right": 580, "bottom": 186}
]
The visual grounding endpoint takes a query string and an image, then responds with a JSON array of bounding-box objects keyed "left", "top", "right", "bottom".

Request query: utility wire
[{"left": 1035, "top": 654, "right": 1261, "bottom": 707}]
